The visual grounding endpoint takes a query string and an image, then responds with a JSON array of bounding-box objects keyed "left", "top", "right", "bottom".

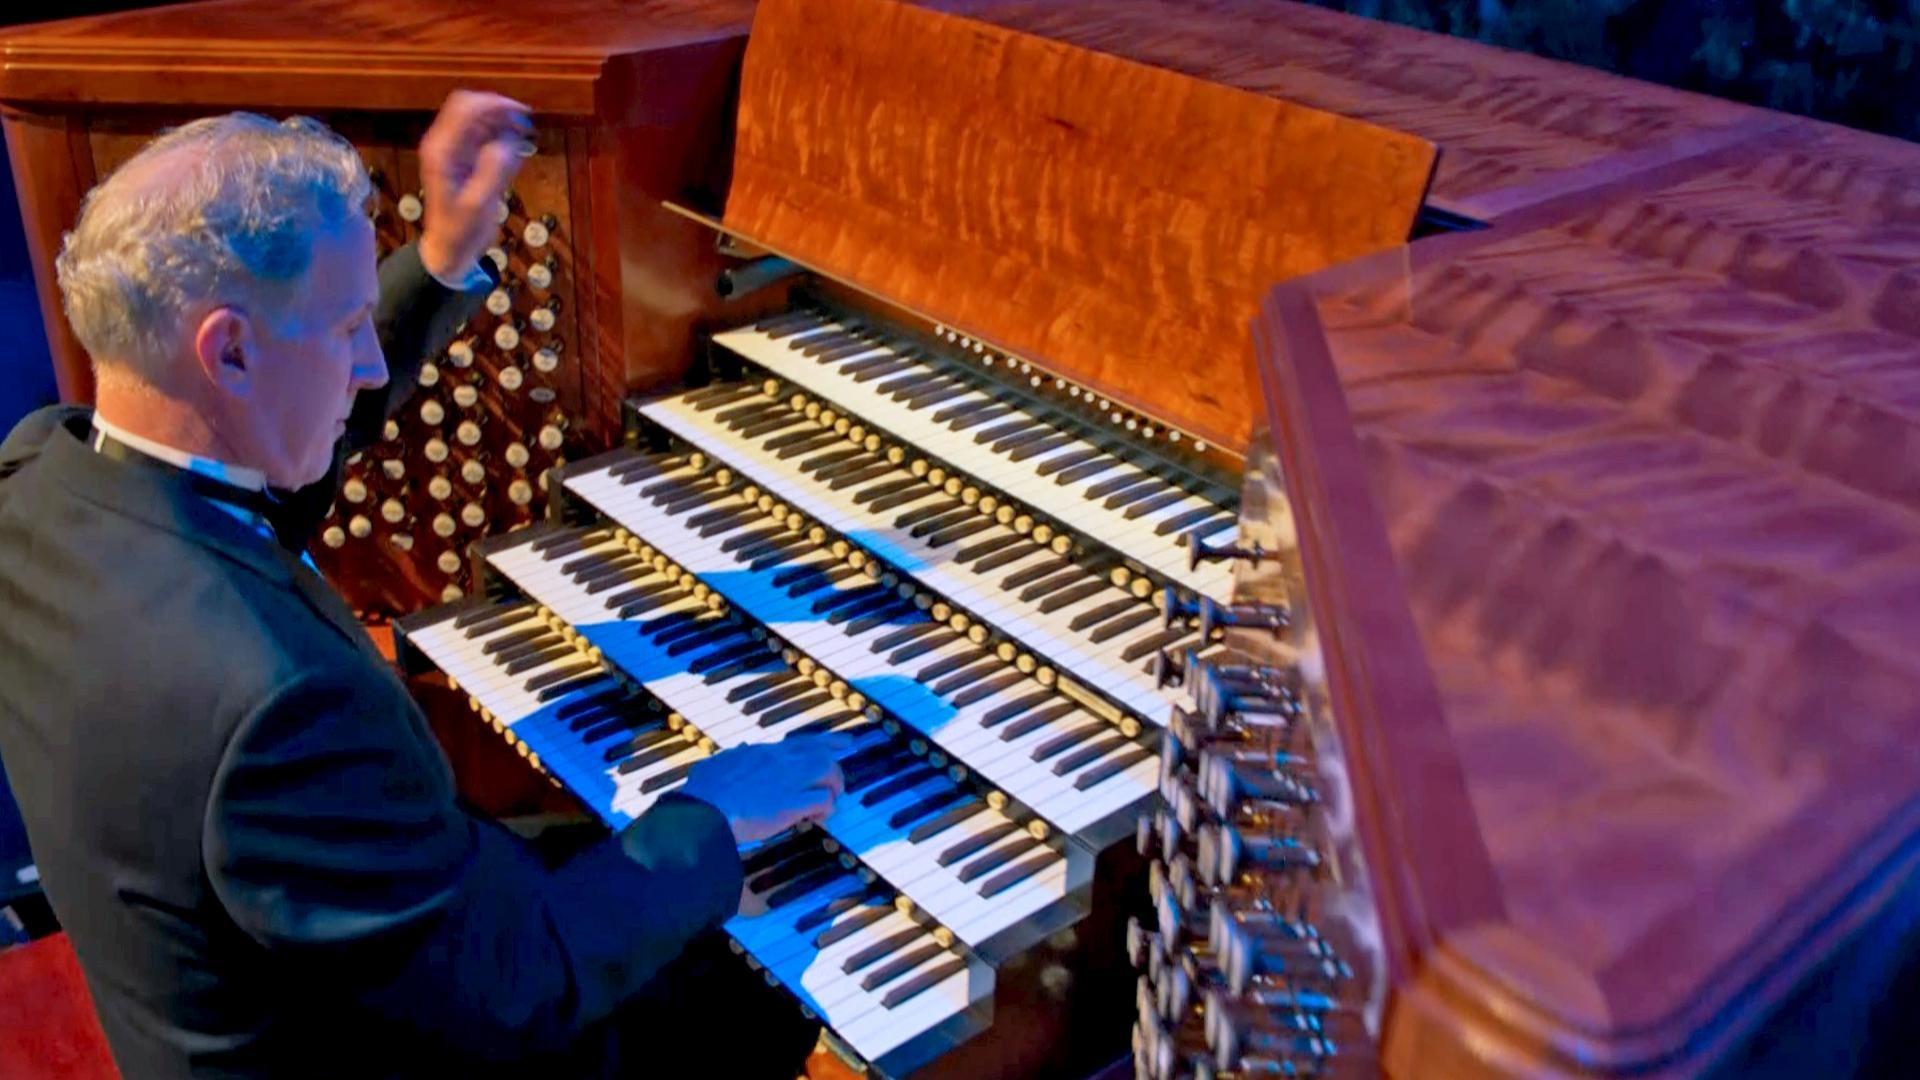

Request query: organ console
[{"left": 10, "top": 0, "right": 1920, "bottom": 1077}]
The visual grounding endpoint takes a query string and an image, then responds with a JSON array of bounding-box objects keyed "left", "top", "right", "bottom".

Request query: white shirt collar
[{"left": 91, "top": 412, "right": 269, "bottom": 493}]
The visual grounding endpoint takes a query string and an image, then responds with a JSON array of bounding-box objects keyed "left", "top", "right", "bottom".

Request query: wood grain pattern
[
  {"left": 1, "top": 0, "right": 755, "bottom": 114},
  {"left": 966, "top": 0, "right": 1761, "bottom": 216},
  {"left": 1256, "top": 113, "right": 1920, "bottom": 1076},
  {"left": 721, "top": 0, "right": 1437, "bottom": 453}
]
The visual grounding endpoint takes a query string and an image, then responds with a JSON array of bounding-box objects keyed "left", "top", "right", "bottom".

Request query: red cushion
[{"left": 0, "top": 934, "right": 119, "bottom": 1079}]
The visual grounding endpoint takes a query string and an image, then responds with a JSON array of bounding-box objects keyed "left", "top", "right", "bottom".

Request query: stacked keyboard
[{"left": 399, "top": 300, "right": 1248, "bottom": 1076}]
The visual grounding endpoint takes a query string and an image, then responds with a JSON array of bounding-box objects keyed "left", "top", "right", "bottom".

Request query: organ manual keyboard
[{"left": 395, "top": 0, "right": 1439, "bottom": 1074}]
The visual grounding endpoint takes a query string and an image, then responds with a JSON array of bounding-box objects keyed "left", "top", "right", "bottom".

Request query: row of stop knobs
[{"left": 1129, "top": 631, "right": 1361, "bottom": 1080}]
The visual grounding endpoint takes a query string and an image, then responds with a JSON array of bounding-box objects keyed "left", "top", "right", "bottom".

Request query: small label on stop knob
[
  {"left": 420, "top": 400, "right": 445, "bottom": 425},
  {"left": 529, "top": 307, "right": 555, "bottom": 332},
  {"left": 418, "top": 362, "right": 440, "bottom": 387},
  {"left": 425, "top": 438, "right": 450, "bottom": 463},
  {"left": 380, "top": 498, "right": 406, "bottom": 523},
  {"left": 453, "top": 385, "right": 480, "bottom": 409},
  {"left": 348, "top": 514, "right": 373, "bottom": 538},
  {"left": 456, "top": 420, "right": 483, "bottom": 446},
  {"left": 398, "top": 194, "right": 423, "bottom": 222},
  {"left": 322, "top": 525, "right": 347, "bottom": 548},
  {"left": 432, "top": 513, "right": 456, "bottom": 537},
  {"left": 437, "top": 550, "right": 462, "bottom": 574},
  {"left": 504, "top": 443, "right": 531, "bottom": 469},
  {"left": 460, "top": 501, "right": 486, "bottom": 527},
  {"left": 527, "top": 262, "right": 553, "bottom": 289},
  {"left": 428, "top": 476, "right": 453, "bottom": 500},
  {"left": 381, "top": 459, "right": 406, "bottom": 480},
  {"left": 441, "top": 584, "right": 465, "bottom": 602},
  {"left": 533, "top": 347, "right": 560, "bottom": 373},
  {"left": 494, "top": 324, "right": 520, "bottom": 350},
  {"left": 522, "top": 220, "right": 550, "bottom": 248},
  {"left": 485, "top": 289, "right": 512, "bottom": 317},
  {"left": 498, "top": 366, "right": 524, "bottom": 391},
  {"left": 461, "top": 459, "right": 487, "bottom": 485},
  {"left": 447, "top": 341, "right": 474, "bottom": 367},
  {"left": 508, "top": 478, "right": 534, "bottom": 505},
  {"left": 343, "top": 478, "right": 367, "bottom": 503},
  {"left": 538, "top": 424, "right": 564, "bottom": 451}
]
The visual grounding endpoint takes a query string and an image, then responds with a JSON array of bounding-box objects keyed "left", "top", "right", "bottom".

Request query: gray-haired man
[{"left": 0, "top": 93, "right": 834, "bottom": 1078}]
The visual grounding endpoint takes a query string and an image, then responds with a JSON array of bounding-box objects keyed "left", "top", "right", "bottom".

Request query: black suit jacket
[{"left": 0, "top": 245, "right": 743, "bottom": 1079}]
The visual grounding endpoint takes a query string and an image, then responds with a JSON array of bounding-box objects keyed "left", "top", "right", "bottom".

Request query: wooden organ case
[{"left": 1, "top": 0, "right": 762, "bottom": 613}]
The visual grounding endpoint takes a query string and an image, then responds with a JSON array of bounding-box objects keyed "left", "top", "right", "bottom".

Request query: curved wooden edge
[
  {"left": 3, "top": 107, "right": 94, "bottom": 404},
  {"left": 1252, "top": 281, "right": 1503, "bottom": 982},
  {"left": 1256, "top": 261, "right": 1920, "bottom": 1077}
]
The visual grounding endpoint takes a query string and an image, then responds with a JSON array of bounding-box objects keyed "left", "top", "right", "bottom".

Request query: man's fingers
[
  {"left": 460, "top": 138, "right": 525, "bottom": 208},
  {"left": 812, "top": 761, "right": 846, "bottom": 800}
]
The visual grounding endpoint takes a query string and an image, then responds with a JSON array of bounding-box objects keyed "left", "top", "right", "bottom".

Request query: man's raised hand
[
  {"left": 417, "top": 89, "right": 533, "bottom": 282},
  {"left": 677, "top": 734, "right": 856, "bottom": 845}
]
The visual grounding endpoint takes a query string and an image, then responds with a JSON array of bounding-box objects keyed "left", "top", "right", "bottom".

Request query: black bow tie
[{"left": 92, "top": 429, "right": 282, "bottom": 521}]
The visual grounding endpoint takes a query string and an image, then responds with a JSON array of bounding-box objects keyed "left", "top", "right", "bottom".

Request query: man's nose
[{"left": 352, "top": 339, "right": 389, "bottom": 391}]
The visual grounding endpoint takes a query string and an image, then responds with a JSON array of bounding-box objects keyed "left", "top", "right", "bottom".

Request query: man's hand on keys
[
  {"left": 416, "top": 89, "right": 534, "bottom": 282},
  {"left": 679, "top": 733, "right": 856, "bottom": 846}
]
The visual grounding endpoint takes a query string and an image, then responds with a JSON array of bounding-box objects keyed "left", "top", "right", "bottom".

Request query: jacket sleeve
[
  {"left": 202, "top": 668, "right": 742, "bottom": 1062},
  {"left": 267, "top": 243, "right": 494, "bottom": 550}
]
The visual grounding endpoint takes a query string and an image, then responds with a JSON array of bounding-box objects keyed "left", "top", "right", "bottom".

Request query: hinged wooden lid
[{"left": 720, "top": 0, "right": 1437, "bottom": 453}]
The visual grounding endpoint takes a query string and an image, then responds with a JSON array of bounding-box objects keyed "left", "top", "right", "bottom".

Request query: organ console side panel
[
  {"left": 1251, "top": 113, "right": 1920, "bottom": 1077},
  {"left": 1, "top": 109, "right": 94, "bottom": 403},
  {"left": 718, "top": 0, "right": 1439, "bottom": 454}
]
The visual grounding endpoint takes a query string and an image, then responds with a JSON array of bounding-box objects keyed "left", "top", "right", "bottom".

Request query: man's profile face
[{"left": 227, "top": 213, "right": 387, "bottom": 489}]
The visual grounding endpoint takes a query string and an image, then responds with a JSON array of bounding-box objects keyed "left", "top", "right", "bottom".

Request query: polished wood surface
[
  {"left": 966, "top": 0, "right": 1761, "bottom": 218},
  {"left": 1, "top": 0, "right": 754, "bottom": 114},
  {"left": 1, "top": 109, "right": 94, "bottom": 404},
  {"left": 721, "top": 0, "right": 1436, "bottom": 453},
  {"left": 1256, "top": 113, "right": 1920, "bottom": 1076}
]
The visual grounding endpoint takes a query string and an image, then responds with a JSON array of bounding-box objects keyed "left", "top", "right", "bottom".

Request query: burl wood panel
[
  {"left": 1258, "top": 115, "right": 1920, "bottom": 1076},
  {"left": 967, "top": 0, "right": 1761, "bottom": 217},
  {"left": 1, "top": 0, "right": 755, "bottom": 114},
  {"left": 721, "top": 0, "right": 1436, "bottom": 454}
]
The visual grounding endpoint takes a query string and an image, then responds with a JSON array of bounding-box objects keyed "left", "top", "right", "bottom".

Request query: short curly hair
[{"left": 54, "top": 112, "right": 371, "bottom": 386}]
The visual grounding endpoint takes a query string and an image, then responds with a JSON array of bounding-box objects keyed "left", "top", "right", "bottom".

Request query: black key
[
  {"left": 557, "top": 686, "right": 635, "bottom": 723},
  {"left": 688, "top": 385, "right": 761, "bottom": 411},
  {"left": 816, "top": 337, "right": 884, "bottom": 362},
  {"left": 847, "top": 357, "right": 917, "bottom": 383},
  {"left": 956, "top": 834, "right": 1041, "bottom": 884},
  {"left": 1121, "top": 627, "right": 1188, "bottom": 663},
  {"left": 937, "top": 821, "right": 1017, "bottom": 867},
  {"left": 828, "top": 591, "right": 901, "bottom": 626},
  {"left": 890, "top": 630, "right": 958, "bottom": 665},
  {"left": 872, "top": 621, "right": 943, "bottom": 653},
  {"left": 1070, "top": 598, "right": 1138, "bottom": 632},
  {"left": 916, "top": 646, "right": 985, "bottom": 681},
  {"left": 901, "top": 381, "right": 973, "bottom": 410},
  {"left": 952, "top": 533, "right": 1018, "bottom": 563},
  {"left": 1086, "top": 471, "right": 1154, "bottom": 500},
  {"left": 906, "top": 798, "right": 988, "bottom": 842},
  {"left": 748, "top": 842, "right": 834, "bottom": 891},
  {"left": 534, "top": 669, "right": 610, "bottom": 702},
  {"left": 664, "top": 623, "right": 738, "bottom": 657},
  {"left": 735, "top": 532, "right": 807, "bottom": 563},
  {"left": 940, "top": 403, "right": 1016, "bottom": 431},
  {"left": 661, "top": 485, "right": 734, "bottom": 517},
  {"left": 983, "top": 691, "right": 1052, "bottom": 728},
  {"left": 1019, "top": 568, "right": 1089, "bottom": 603},
  {"left": 882, "top": 957, "right": 967, "bottom": 1008},
  {"left": 614, "top": 589, "right": 683, "bottom": 619},
  {"left": 538, "top": 528, "right": 615, "bottom": 557},
  {"left": 582, "top": 713, "right": 661, "bottom": 747},
  {"left": 861, "top": 943, "right": 945, "bottom": 992},
  {"left": 828, "top": 462, "right": 896, "bottom": 491},
  {"left": 616, "top": 735, "right": 692, "bottom": 773},
  {"left": 766, "top": 426, "right": 836, "bottom": 453},
  {"left": 887, "top": 785, "right": 970, "bottom": 830},
  {"left": 851, "top": 476, "right": 920, "bottom": 506},
  {"left": 1053, "top": 733, "right": 1131, "bottom": 776},
  {"left": 559, "top": 546, "right": 623, "bottom": 575},
  {"left": 1002, "top": 702, "right": 1079, "bottom": 741},
  {"left": 1193, "top": 515, "right": 1238, "bottom": 540},
  {"left": 603, "top": 723, "right": 680, "bottom": 763},
  {"left": 846, "top": 601, "right": 919, "bottom": 636},
  {"left": 1074, "top": 744, "right": 1154, "bottom": 790},
  {"left": 784, "top": 327, "right": 847, "bottom": 351},
  {"left": 457, "top": 603, "right": 536, "bottom": 636},
  {"left": 602, "top": 579, "right": 678, "bottom": 611},
  {"left": 714, "top": 397, "right": 780, "bottom": 425},
  {"left": 482, "top": 625, "right": 548, "bottom": 655},
  {"left": 720, "top": 524, "right": 787, "bottom": 553},
  {"left": 812, "top": 902, "right": 893, "bottom": 949},
  {"left": 952, "top": 671, "right": 1026, "bottom": 709},
  {"left": 502, "top": 642, "right": 572, "bottom": 675},
  {"left": 1005, "top": 561, "right": 1072, "bottom": 593},
  {"left": 760, "top": 692, "right": 835, "bottom": 728},
  {"left": 491, "top": 631, "right": 565, "bottom": 665},
  {"left": 583, "top": 565, "right": 650, "bottom": 596},
  {"left": 875, "top": 370, "right": 942, "bottom": 397},
  {"left": 907, "top": 506, "right": 975, "bottom": 539},
  {"left": 742, "top": 680, "right": 813, "bottom": 713},
  {"left": 1031, "top": 722, "right": 1105, "bottom": 762},
  {"left": 522, "top": 661, "right": 595, "bottom": 691},
  {"left": 843, "top": 927, "right": 923, "bottom": 974},
  {"left": 811, "top": 584, "right": 887, "bottom": 616},
  {"left": 1088, "top": 609, "right": 1157, "bottom": 643},
  {"left": 1035, "top": 446, "right": 1103, "bottom": 478},
  {"left": 1155, "top": 504, "right": 1221, "bottom": 538},
  {"left": 1038, "top": 578, "right": 1106, "bottom": 614},
  {"left": 931, "top": 398, "right": 1002, "bottom": 426},
  {"left": 694, "top": 507, "right": 758, "bottom": 539},
  {"left": 974, "top": 541, "right": 1041, "bottom": 573},
  {"left": 762, "top": 316, "right": 827, "bottom": 342},
  {"left": 868, "top": 486, "right": 940, "bottom": 514},
  {"left": 1103, "top": 481, "right": 1166, "bottom": 511},
  {"left": 978, "top": 849, "right": 1060, "bottom": 898},
  {"left": 990, "top": 425, "right": 1061, "bottom": 455},
  {"left": 752, "top": 309, "right": 818, "bottom": 335},
  {"left": 765, "top": 864, "right": 845, "bottom": 910},
  {"left": 1123, "top": 489, "right": 1189, "bottom": 521},
  {"left": 750, "top": 543, "right": 813, "bottom": 573},
  {"left": 703, "top": 651, "right": 782, "bottom": 684},
  {"left": 638, "top": 759, "right": 700, "bottom": 793},
  {"left": 840, "top": 741, "right": 909, "bottom": 778},
  {"left": 859, "top": 765, "right": 943, "bottom": 808},
  {"left": 1054, "top": 456, "right": 1120, "bottom": 486},
  {"left": 729, "top": 668, "right": 798, "bottom": 703},
  {"left": 638, "top": 608, "right": 702, "bottom": 639},
  {"left": 894, "top": 499, "right": 962, "bottom": 530},
  {"left": 931, "top": 659, "right": 1000, "bottom": 698},
  {"left": 797, "top": 887, "right": 884, "bottom": 937},
  {"left": 774, "top": 431, "right": 844, "bottom": 460},
  {"left": 928, "top": 518, "right": 995, "bottom": 554},
  {"left": 688, "top": 639, "right": 769, "bottom": 676},
  {"left": 972, "top": 417, "right": 1037, "bottom": 445}
]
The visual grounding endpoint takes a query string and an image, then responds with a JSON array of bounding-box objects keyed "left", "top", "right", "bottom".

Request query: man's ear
[{"left": 192, "top": 307, "right": 255, "bottom": 395}]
